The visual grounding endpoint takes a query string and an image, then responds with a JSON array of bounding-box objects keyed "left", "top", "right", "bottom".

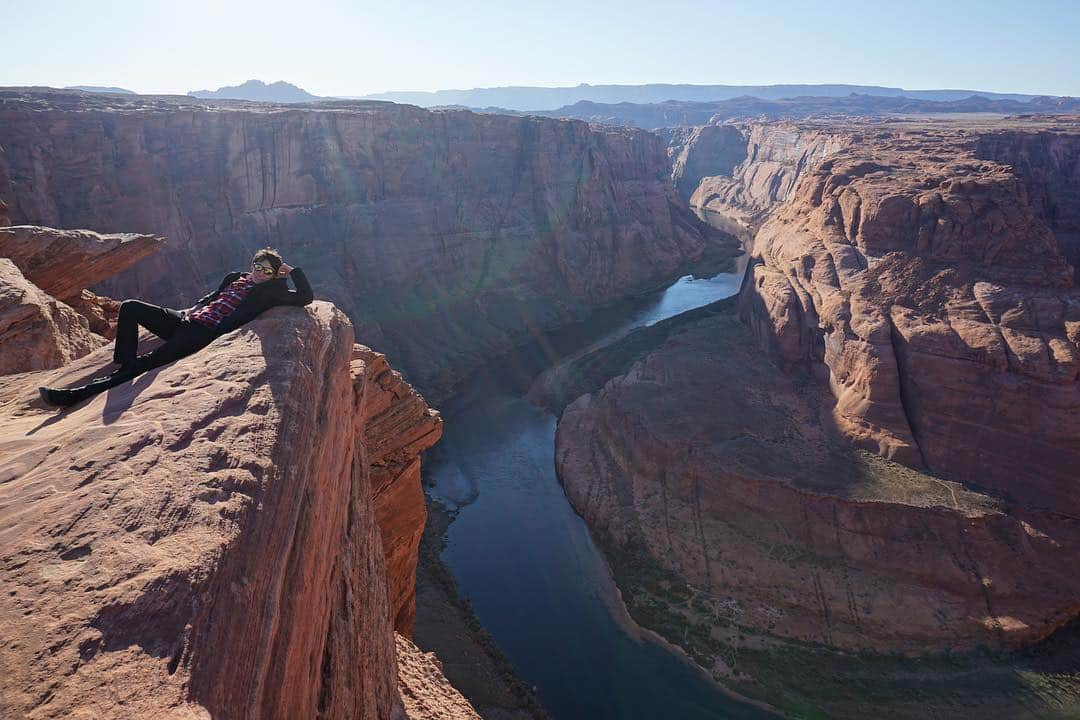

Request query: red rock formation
[
  {"left": 737, "top": 121, "right": 1080, "bottom": 513},
  {"left": 555, "top": 306, "right": 1080, "bottom": 654},
  {"left": 0, "top": 88, "right": 737, "bottom": 394},
  {"left": 666, "top": 123, "right": 748, "bottom": 201},
  {"left": 0, "top": 225, "right": 163, "bottom": 302},
  {"left": 0, "top": 225, "right": 163, "bottom": 349},
  {"left": 553, "top": 120, "right": 1080, "bottom": 681},
  {"left": 679, "top": 123, "right": 853, "bottom": 231},
  {"left": 67, "top": 289, "right": 123, "bottom": 338},
  {"left": 974, "top": 128, "right": 1080, "bottom": 280},
  {"left": 0, "top": 257, "right": 104, "bottom": 374},
  {"left": 396, "top": 634, "right": 482, "bottom": 719},
  {"left": 0, "top": 300, "right": 460, "bottom": 718},
  {"left": 355, "top": 345, "right": 443, "bottom": 634}
]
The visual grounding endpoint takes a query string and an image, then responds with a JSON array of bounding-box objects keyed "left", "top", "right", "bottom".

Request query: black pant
[{"left": 62, "top": 300, "right": 218, "bottom": 402}]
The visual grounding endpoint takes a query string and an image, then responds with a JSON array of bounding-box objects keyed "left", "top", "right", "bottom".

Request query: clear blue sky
[{"left": 4, "top": 0, "right": 1078, "bottom": 96}]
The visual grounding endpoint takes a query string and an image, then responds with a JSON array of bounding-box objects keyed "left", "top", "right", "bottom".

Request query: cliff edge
[{"left": 0, "top": 299, "right": 466, "bottom": 719}]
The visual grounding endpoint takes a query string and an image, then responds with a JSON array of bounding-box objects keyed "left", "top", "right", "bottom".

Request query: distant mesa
[
  {"left": 187, "top": 79, "right": 319, "bottom": 103},
  {"left": 64, "top": 85, "right": 135, "bottom": 94}
]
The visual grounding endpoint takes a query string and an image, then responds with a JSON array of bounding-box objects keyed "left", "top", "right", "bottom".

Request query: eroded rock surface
[
  {"left": 396, "top": 633, "right": 482, "bottom": 720},
  {"left": 678, "top": 123, "right": 852, "bottom": 230},
  {"left": 0, "top": 89, "right": 738, "bottom": 394},
  {"left": 0, "top": 225, "right": 164, "bottom": 366},
  {"left": 0, "top": 300, "right": 459, "bottom": 719},
  {"left": 737, "top": 121, "right": 1080, "bottom": 512},
  {"left": 0, "top": 225, "right": 163, "bottom": 303},
  {"left": 553, "top": 300, "right": 1080, "bottom": 717},
  {"left": 0, "top": 257, "right": 104, "bottom": 375},
  {"left": 556, "top": 305, "right": 1080, "bottom": 653},
  {"left": 355, "top": 346, "right": 443, "bottom": 634},
  {"left": 554, "top": 118, "right": 1080, "bottom": 716}
]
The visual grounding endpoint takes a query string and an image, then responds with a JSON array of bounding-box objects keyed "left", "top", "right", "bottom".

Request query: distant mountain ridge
[
  {"left": 188, "top": 79, "right": 319, "bottom": 103},
  {"left": 525, "top": 93, "right": 1080, "bottom": 129},
  {"left": 64, "top": 85, "right": 135, "bottom": 95},
  {"left": 359, "top": 82, "right": 1052, "bottom": 111}
]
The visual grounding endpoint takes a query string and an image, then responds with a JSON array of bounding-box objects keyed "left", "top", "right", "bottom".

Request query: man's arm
[{"left": 281, "top": 266, "right": 314, "bottom": 306}]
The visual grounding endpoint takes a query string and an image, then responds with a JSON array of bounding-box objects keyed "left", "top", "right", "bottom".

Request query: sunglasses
[{"left": 252, "top": 262, "right": 277, "bottom": 275}]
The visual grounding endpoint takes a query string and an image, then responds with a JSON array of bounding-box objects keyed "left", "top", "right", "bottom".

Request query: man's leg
[
  {"left": 41, "top": 323, "right": 216, "bottom": 407},
  {"left": 113, "top": 300, "right": 185, "bottom": 366}
]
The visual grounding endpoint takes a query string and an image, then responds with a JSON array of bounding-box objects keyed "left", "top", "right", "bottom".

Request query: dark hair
[{"left": 252, "top": 247, "right": 283, "bottom": 272}]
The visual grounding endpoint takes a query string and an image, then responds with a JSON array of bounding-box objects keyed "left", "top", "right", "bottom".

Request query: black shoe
[
  {"left": 89, "top": 365, "right": 135, "bottom": 384},
  {"left": 114, "top": 359, "right": 137, "bottom": 375},
  {"left": 39, "top": 386, "right": 80, "bottom": 408}
]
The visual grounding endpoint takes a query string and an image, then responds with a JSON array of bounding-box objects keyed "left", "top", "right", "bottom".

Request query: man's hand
[{"left": 279, "top": 262, "right": 294, "bottom": 276}]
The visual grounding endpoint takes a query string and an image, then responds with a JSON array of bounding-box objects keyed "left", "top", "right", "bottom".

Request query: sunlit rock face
[
  {"left": 674, "top": 122, "right": 854, "bottom": 231},
  {"left": 0, "top": 300, "right": 460, "bottom": 719},
  {"left": 554, "top": 118, "right": 1080, "bottom": 658},
  {"left": 737, "top": 122, "right": 1080, "bottom": 513},
  {"left": 0, "top": 257, "right": 105, "bottom": 374},
  {"left": 0, "top": 225, "right": 164, "bottom": 344},
  {"left": 555, "top": 303, "right": 1080, "bottom": 655},
  {"left": 0, "top": 89, "right": 737, "bottom": 394}
]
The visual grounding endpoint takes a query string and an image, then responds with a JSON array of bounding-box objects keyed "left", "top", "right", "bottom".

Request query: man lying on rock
[{"left": 39, "top": 247, "right": 314, "bottom": 408}]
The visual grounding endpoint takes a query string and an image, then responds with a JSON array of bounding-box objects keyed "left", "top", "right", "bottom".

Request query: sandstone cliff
[
  {"left": 0, "top": 299, "right": 467, "bottom": 718},
  {"left": 553, "top": 118, "right": 1080, "bottom": 717},
  {"left": 667, "top": 118, "right": 1080, "bottom": 508},
  {"left": 0, "top": 89, "right": 738, "bottom": 395},
  {"left": 552, "top": 297, "right": 1080, "bottom": 718},
  {"left": 737, "top": 120, "right": 1080, "bottom": 513},
  {"left": 0, "top": 225, "right": 163, "bottom": 306},
  {"left": 669, "top": 122, "right": 852, "bottom": 230},
  {"left": 0, "top": 257, "right": 105, "bottom": 374},
  {"left": 0, "top": 225, "right": 163, "bottom": 372},
  {"left": 556, "top": 302, "right": 1080, "bottom": 653},
  {"left": 357, "top": 345, "right": 444, "bottom": 634}
]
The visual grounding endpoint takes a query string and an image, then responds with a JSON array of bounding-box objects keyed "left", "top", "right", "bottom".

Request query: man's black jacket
[{"left": 189, "top": 268, "right": 314, "bottom": 335}]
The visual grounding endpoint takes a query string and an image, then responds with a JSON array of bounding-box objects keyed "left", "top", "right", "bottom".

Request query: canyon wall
[
  {"left": 737, "top": 122, "right": 1080, "bottom": 513},
  {"left": 666, "top": 118, "right": 1080, "bottom": 509},
  {"left": 556, "top": 304, "right": 1080, "bottom": 654},
  {"left": 0, "top": 289, "right": 462, "bottom": 717},
  {"left": 553, "top": 119, "right": 1080, "bottom": 714},
  {"left": 669, "top": 122, "right": 852, "bottom": 229},
  {"left": 0, "top": 89, "right": 737, "bottom": 394},
  {"left": 357, "top": 345, "right": 444, "bottom": 634},
  {"left": 974, "top": 130, "right": 1080, "bottom": 280}
]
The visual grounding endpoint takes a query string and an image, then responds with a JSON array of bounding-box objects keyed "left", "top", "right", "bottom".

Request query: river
[{"left": 424, "top": 253, "right": 774, "bottom": 719}]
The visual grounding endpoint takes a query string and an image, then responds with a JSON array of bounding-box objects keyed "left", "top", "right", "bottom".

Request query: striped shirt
[{"left": 189, "top": 274, "right": 256, "bottom": 328}]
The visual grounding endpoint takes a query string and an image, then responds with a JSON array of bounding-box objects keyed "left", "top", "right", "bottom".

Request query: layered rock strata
[
  {"left": 974, "top": 129, "right": 1080, "bottom": 281},
  {"left": 356, "top": 345, "right": 444, "bottom": 634},
  {"left": 666, "top": 124, "right": 748, "bottom": 201},
  {"left": 556, "top": 303, "right": 1080, "bottom": 654},
  {"left": 554, "top": 119, "right": 1080, "bottom": 715},
  {"left": 0, "top": 225, "right": 163, "bottom": 304},
  {"left": 0, "top": 257, "right": 105, "bottom": 374},
  {"left": 737, "top": 121, "right": 1080, "bottom": 513},
  {"left": 0, "top": 88, "right": 738, "bottom": 394},
  {"left": 671, "top": 122, "right": 852, "bottom": 229},
  {"left": 0, "top": 225, "right": 164, "bottom": 371},
  {"left": 0, "top": 300, "right": 460, "bottom": 718}
]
